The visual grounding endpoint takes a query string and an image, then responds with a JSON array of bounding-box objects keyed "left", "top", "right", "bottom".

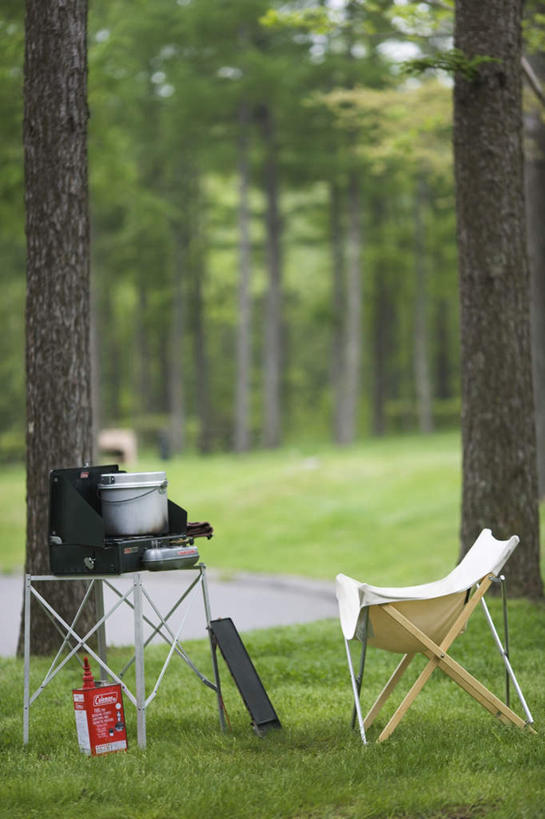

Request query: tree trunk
[
  {"left": 371, "top": 197, "right": 390, "bottom": 437},
  {"left": 524, "top": 53, "right": 545, "bottom": 498},
  {"left": 259, "top": 104, "right": 282, "bottom": 448},
  {"left": 413, "top": 176, "right": 434, "bottom": 434},
  {"left": 372, "top": 271, "right": 389, "bottom": 437},
  {"left": 191, "top": 255, "right": 213, "bottom": 454},
  {"left": 19, "top": 0, "right": 95, "bottom": 655},
  {"left": 135, "top": 283, "right": 153, "bottom": 415},
  {"left": 330, "top": 181, "right": 347, "bottom": 443},
  {"left": 338, "top": 169, "right": 362, "bottom": 444},
  {"left": 168, "top": 229, "right": 186, "bottom": 455},
  {"left": 90, "top": 268, "right": 100, "bottom": 462},
  {"left": 434, "top": 299, "right": 452, "bottom": 401},
  {"left": 99, "top": 275, "right": 122, "bottom": 424},
  {"left": 234, "top": 101, "right": 252, "bottom": 452},
  {"left": 454, "top": 0, "right": 542, "bottom": 596}
]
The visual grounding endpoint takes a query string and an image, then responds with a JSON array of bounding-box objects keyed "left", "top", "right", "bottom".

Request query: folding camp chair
[{"left": 336, "top": 529, "right": 535, "bottom": 744}]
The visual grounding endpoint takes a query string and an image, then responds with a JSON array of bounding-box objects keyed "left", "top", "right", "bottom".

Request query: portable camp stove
[
  {"left": 23, "top": 464, "right": 281, "bottom": 751},
  {"left": 48, "top": 464, "right": 200, "bottom": 575}
]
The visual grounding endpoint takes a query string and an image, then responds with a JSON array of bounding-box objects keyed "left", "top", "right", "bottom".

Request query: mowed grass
[
  {"left": 1, "top": 602, "right": 545, "bottom": 818},
  {"left": 2, "top": 431, "right": 465, "bottom": 581},
  {"left": 2, "top": 431, "right": 545, "bottom": 817},
  {"left": 2, "top": 429, "right": 545, "bottom": 581}
]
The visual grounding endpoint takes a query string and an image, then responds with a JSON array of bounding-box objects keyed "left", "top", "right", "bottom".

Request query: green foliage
[
  {"left": 0, "top": 4, "right": 25, "bottom": 443},
  {"left": 1, "top": 601, "right": 545, "bottom": 817},
  {"left": 402, "top": 48, "right": 502, "bottom": 81},
  {"left": 385, "top": 0, "right": 453, "bottom": 39},
  {"left": 523, "top": 6, "right": 545, "bottom": 55},
  {"left": 259, "top": 7, "right": 333, "bottom": 35},
  {"left": 1, "top": 0, "right": 463, "bottom": 454}
]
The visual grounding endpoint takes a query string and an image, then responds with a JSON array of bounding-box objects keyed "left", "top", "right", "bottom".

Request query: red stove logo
[{"left": 93, "top": 692, "right": 117, "bottom": 707}]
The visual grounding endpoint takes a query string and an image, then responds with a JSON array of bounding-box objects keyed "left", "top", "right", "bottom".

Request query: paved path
[{"left": 0, "top": 570, "right": 338, "bottom": 657}]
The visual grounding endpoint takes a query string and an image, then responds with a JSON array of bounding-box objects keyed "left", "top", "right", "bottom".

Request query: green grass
[
  {"left": 0, "top": 431, "right": 464, "bottom": 581},
  {"left": 2, "top": 430, "right": 544, "bottom": 582},
  {"left": 2, "top": 431, "right": 545, "bottom": 816},
  {"left": 1, "top": 599, "right": 545, "bottom": 818},
  {"left": 0, "top": 460, "right": 25, "bottom": 572}
]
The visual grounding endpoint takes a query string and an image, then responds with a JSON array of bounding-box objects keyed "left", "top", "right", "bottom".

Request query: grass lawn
[
  {"left": 1, "top": 602, "right": 544, "bottom": 818},
  {"left": 2, "top": 430, "right": 544, "bottom": 581},
  {"left": 0, "top": 430, "right": 485, "bottom": 581},
  {"left": 1, "top": 431, "right": 545, "bottom": 817}
]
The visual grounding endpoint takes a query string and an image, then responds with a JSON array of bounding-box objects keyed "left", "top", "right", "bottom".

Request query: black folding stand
[{"left": 209, "top": 617, "right": 281, "bottom": 735}]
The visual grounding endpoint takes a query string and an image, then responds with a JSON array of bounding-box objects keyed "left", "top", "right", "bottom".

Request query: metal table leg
[
  {"left": 23, "top": 570, "right": 222, "bottom": 748},
  {"left": 201, "top": 564, "right": 226, "bottom": 731},
  {"left": 95, "top": 579, "right": 109, "bottom": 683},
  {"left": 133, "top": 574, "right": 146, "bottom": 748},
  {"left": 23, "top": 573, "right": 31, "bottom": 745}
]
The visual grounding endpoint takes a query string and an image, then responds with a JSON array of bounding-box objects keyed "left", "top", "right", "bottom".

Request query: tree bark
[
  {"left": 259, "top": 104, "right": 282, "bottom": 448},
  {"left": 330, "top": 180, "right": 347, "bottom": 443},
  {"left": 434, "top": 299, "right": 452, "bottom": 401},
  {"left": 524, "top": 52, "right": 545, "bottom": 498},
  {"left": 234, "top": 101, "right": 252, "bottom": 452},
  {"left": 19, "top": 0, "right": 95, "bottom": 655},
  {"left": 99, "top": 274, "right": 122, "bottom": 424},
  {"left": 371, "top": 196, "right": 390, "bottom": 437},
  {"left": 454, "top": 0, "right": 542, "bottom": 596},
  {"left": 168, "top": 229, "right": 186, "bottom": 455},
  {"left": 90, "top": 268, "right": 100, "bottom": 462},
  {"left": 337, "top": 169, "right": 362, "bottom": 444},
  {"left": 191, "top": 248, "right": 213, "bottom": 454},
  {"left": 372, "top": 272, "right": 389, "bottom": 437},
  {"left": 413, "top": 176, "right": 434, "bottom": 434},
  {"left": 135, "top": 283, "right": 153, "bottom": 415}
]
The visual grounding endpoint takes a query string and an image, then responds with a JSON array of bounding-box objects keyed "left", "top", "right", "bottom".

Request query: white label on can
[
  {"left": 95, "top": 740, "right": 127, "bottom": 754},
  {"left": 74, "top": 708, "right": 91, "bottom": 754},
  {"left": 73, "top": 693, "right": 84, "bottom": 702}
]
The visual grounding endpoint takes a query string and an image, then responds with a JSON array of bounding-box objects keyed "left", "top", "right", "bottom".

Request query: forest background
[{"left": 0, "top": 0, "right": 543, "bottom": 465}]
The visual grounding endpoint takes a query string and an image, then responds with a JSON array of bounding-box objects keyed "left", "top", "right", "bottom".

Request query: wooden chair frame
[{"left": 345, "top": 573, "right": 535, "bottom": 744}]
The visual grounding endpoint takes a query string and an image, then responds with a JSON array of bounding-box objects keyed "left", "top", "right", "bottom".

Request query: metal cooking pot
[{"left": 98, "top": 472, "right": 168, "bottom": 537}]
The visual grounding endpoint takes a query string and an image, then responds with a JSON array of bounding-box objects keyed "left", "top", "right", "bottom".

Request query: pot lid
[{"left": 98, "top": 471, "right": 167, "bottom": 488}]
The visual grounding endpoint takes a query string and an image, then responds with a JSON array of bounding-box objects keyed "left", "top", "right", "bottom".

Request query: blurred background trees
[{"left": 0, "top": 0, "right": 542, "bottom": 464}]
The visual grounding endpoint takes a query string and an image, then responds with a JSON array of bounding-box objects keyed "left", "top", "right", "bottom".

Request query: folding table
[{"left": 23, "top": 563, "right": 225, "bottom": 748}]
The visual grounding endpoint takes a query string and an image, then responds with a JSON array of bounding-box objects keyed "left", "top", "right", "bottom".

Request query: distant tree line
[
  {"left": 0, "top": 0, "right": 544, "bottom": 467},
  {"left": 15, "top": 0, "right": 545, "bottom": 658},
  {"left": 2, "top": 0, "right": 460, "bottom": 460}
]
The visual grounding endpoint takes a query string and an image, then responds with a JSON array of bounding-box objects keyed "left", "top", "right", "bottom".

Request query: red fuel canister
[{"left": 72, "top": 657, "right": 128, "bottom": 756}]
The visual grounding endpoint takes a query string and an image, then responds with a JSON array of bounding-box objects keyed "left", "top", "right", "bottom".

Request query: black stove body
[{"left": 49, "top": 464, "right": 190, "bottom": 575}]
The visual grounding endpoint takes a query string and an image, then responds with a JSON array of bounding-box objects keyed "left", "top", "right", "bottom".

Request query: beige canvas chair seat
[{"left": 336, "top": 529, "right": 535, "bottom": 744}]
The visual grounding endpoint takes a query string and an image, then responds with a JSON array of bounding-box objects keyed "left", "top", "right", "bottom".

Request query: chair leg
[
  {"left": 480, "top": 592, "right": 534, "bottom": 724},
  {"left": 344, "top": 638, "right": 367, "bottom": 744},
  {"left": 432, "top": 648, "right": 534, "bottom": 730},
  {"left": 381, "top": 601, "right": 535, "bottom": 737},
  {"left": 377, "top": 656, "right": 437, "bottom": 742},
  {"left": 351, "top": 608, "right": 369, "bottom": 729},
  {"left": 365, "top": 653, "right": 413, "bottom": 731},
  {"left": 500, "top": 575, "right": 510, "bottom": 707}
]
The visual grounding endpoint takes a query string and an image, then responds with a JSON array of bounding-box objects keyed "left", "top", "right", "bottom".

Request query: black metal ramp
[{"left": 209, "top": 617, "right": 281, "bottom": 735}]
